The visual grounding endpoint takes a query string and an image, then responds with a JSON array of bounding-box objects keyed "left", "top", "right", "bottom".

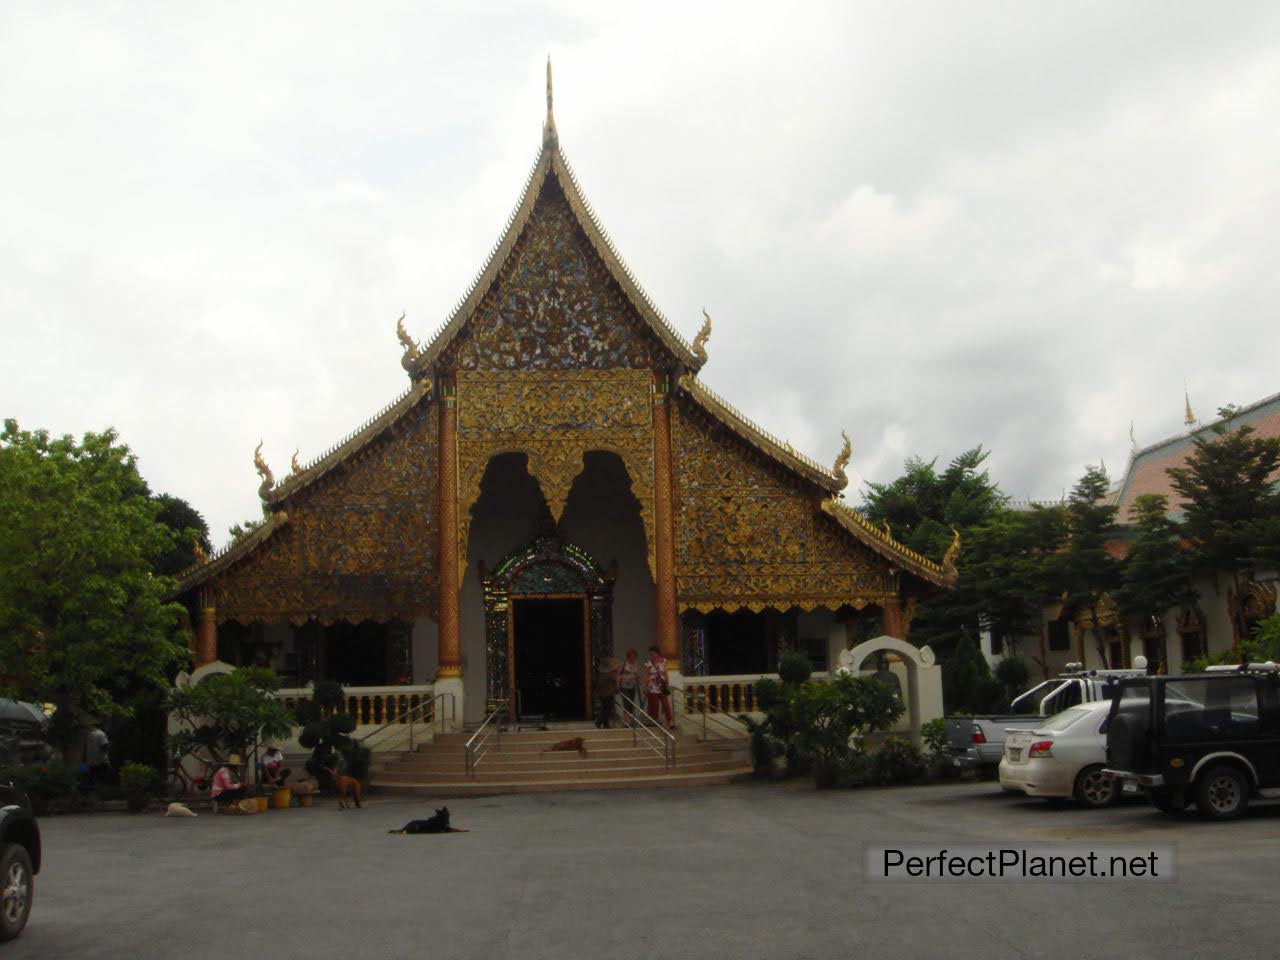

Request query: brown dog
[
  {"left": 325, "top": 767, "right": 363, "bottom": 809},
  {"left": 543, "top": 737, "right": 588, "bottom": 758}
]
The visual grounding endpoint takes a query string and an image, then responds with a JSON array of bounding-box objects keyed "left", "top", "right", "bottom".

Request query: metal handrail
[
  {"left": 615, "top": 693, "right": 676, "bottom": 769},
  {"left": 670, "top": 687, "right": 750, "bottom": 744},
  {"left": 465, "top": 700, "right": 509, "bottom": 776},
  {"left": 359, "top": 692, "right": 455, "bottom": 754}
]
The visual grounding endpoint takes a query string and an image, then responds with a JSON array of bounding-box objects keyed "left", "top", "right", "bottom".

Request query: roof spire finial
[
  {"left": 1129, "top": 420, "right": 1137, "bottom": 451},
  {"left": 542, "top": 55, "right": 558, "bottom": 149},
  {"left": 1184, "top": 382, "right": 1196, "bottom": 427},
  {"left": 691, "top": 308, "right": 713, "bottom": 365}
]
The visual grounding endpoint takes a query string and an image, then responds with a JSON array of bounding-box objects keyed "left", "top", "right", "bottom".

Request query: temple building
[{"left": 174, "top": 66, "right": 954, "bottom": 727}]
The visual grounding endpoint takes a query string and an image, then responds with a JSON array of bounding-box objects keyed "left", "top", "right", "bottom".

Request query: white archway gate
[{"left": 836, "top": 635, "right": 943, "bottom": 746}]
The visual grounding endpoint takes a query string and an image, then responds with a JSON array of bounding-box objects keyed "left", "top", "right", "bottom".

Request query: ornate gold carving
[
  {"left": 942, "top": 528, "right": 961, "bottom": 584},
  {"left": 673, "top": 396, "right": 896, "bottom": 613},
  {"left": 290, "top": 449, "right": 302, "bottom": 475},
  {"left": 456, "top": 369, "right": 655, "bottom": 579},
  {"left": 691, "top": 308, "right": 712, "bottom": 365},
  {"left": 253, "top": 441, "right": 274, "bottom": 500},
  {"left": 396, "top": 311, "right": 421, "bottom": 373},
  {"left": 442, "top": 179, "right": 668, "bottom": 372},
  {"left": 213, "top": 403, "right": 439, "bottom": 625},
  {"left": 832, "top": 431, "right": 851, "bottom": 491}
]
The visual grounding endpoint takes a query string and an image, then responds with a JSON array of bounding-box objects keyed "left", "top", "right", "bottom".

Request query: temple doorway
[{"left": 511, "top": 597, "right": 589, "bottom": 720}]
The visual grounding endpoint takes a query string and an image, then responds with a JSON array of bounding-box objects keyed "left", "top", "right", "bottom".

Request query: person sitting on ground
[
  {"left": 259, "top": 745, "right": 291, "bottom": 788},
  {"left": 210, "top": 755, "right": 248, "bottom": 807}
]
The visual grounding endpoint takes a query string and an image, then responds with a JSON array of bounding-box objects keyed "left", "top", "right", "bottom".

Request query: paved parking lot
[{"left": 14, "top": 780, "right": 1280, "bottom": 960}]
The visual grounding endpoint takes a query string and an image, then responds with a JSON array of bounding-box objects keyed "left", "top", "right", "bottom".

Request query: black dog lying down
[{"left": 388, "top": 805, "right": 469, "bottom": 834}]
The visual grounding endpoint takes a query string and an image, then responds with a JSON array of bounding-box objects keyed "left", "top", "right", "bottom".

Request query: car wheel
[
  {"left": 0, "top": 843, "right": 34, "bottom": 941},
  {"left": 1196, "top": 765, "right": 1249, "bottom": 821},
  {"left": 1073, "top": 765, "right": 1116, "bottom": 808}
]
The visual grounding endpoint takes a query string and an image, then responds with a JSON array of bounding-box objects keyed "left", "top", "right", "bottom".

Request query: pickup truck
[{"left": 946, "top": 665, "right": 1148, "bottom": 772}]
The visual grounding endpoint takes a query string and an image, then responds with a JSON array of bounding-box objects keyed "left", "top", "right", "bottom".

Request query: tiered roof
[{"left": 175, "top": 66, "right": 948, "bottom": 593}]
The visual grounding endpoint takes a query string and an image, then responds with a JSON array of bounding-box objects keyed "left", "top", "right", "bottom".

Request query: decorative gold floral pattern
[
  {"left": 213, "top": 402, "right": 439, "bottom": 625},
  {"left": 673, "top": 396, "right": 896, "bottom": 612},
  {"left": 442, "top": 177, "right": 667, "bottom": 372},
  {"left": 456, "top": 369, "right": 655, "bottom": 578}
]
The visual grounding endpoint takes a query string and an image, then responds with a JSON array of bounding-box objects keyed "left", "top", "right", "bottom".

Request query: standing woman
[
  {"left": 644, "top": 645, "right": 674, "bottom": 729},
  {"left": 618, "top": 649, "right": 641, "bottom": 711}
]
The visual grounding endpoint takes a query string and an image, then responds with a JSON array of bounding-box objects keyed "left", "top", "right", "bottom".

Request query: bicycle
[{"left": 167, "top": 753, "right": 219, "bottom": 800}]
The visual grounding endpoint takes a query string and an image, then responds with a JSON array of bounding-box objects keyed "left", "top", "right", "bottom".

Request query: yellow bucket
[
  {"left": 255, "top": 796, "right": 269, "bottom": 813},
  {"left": 271, "top": 788, "right": 291, "bottom": 810}
]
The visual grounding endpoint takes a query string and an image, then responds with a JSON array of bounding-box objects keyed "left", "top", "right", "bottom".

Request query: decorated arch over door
[{"left": 480, "top": 535, "right": 616, "bottom": 709}]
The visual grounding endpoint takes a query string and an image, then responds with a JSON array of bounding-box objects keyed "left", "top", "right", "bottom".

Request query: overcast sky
[{"left": 3, "top": 2, "right": 1279, "bottom": 547}]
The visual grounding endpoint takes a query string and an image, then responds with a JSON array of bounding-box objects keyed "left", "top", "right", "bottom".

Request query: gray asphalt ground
[{"left": 12, "top": 780, "right": 1280, "bottom": 960}]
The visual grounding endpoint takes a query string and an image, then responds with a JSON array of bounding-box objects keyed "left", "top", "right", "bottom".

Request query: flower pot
[{"left": 271, "top": 788, "right": 291, "bottom": 810}]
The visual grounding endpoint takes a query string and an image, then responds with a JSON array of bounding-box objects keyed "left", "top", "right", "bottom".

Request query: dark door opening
[{"left": 512, "top": 597, "right": 587, "bottom": 721}]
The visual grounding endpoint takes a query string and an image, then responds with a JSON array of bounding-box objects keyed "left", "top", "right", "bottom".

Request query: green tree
[
  {"left": 1054, "top": 465, "right": 1123, "bottom": 666},
  {"left": 1113, "top": 494, "right": 1195, "bottom": 669},
  {"left": 0, "top": 421, "right": 190, "bottom": 751},
  {"left": 946, "top": 505, "right": 1067, "bottom": 678},
  {"left": 166, "top": 667, "right": 294, "bottom": 764},
  {"left": 1167, "top": 419, "right": 1280, "bottom": 645},
  {"left": 151, "top": 493, "right": 211, "bottom": 576},
  {"left": 862, "top": 446, "right": 1007, "bottom": 562}
]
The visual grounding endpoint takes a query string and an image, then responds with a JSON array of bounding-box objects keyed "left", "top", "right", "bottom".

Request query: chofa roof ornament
[
  {"left": 290, "top": 449, "right": 302, "bottom": 475},
  {"left": 942, "top": 528, "right": 961, "bottom": 584},
  {"left": 832, "top": 430, "right": 852, "bottom": 491},
  {"left": 253, "top": 441, "right": 274, "bottom": 501},
  {"left": 542, "top": 56, "right": 558, "bottom": 149},
  {"left": 691, "top": 308, "right": 713, "bottom": 366},
  {"left": 396, "top": 311, "right": 421, "bottom": 375}
]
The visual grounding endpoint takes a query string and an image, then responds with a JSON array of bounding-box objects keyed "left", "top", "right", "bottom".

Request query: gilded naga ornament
[
  {"left": 832, "top": 430, "right": 852, "bottom": 490},
  {"left": 691, "top": 308, "right": 713, "bottom": 366},
  {"left": 253, "top": 441, "right": 274, "bottom": 500},
  {"left": 396, "top": 311, "right": 421, "bottom": 374},
  {"left": 942, "top": 528, "right": 962, "bottom": 584},
  {"left": 192, "top": 535, "right": 207, "bottom": 564},
  {"left": 290, "top": 449, "right": 302, "bottom": 475}
]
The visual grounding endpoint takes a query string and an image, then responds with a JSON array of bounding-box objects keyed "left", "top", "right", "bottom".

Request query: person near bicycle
[
  {"left": 210, "top": 755, "right": 248, "bottom": 807},
  {"left": 258, "top": 746, "right": 290, "bottom": 789}
]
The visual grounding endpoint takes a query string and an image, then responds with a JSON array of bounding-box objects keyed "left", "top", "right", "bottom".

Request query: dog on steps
[{"left": 542, "top": 736, "right": 588, "bottom": 757}]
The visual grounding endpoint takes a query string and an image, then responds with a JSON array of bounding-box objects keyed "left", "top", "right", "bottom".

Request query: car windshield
[{"left": 1038, "top": 705, "right": 1093, "bottom": 733}]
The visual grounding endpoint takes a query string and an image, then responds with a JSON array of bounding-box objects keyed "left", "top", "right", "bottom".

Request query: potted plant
[{"left": 118, "top": 763, "right": 154, "bottom": 813}]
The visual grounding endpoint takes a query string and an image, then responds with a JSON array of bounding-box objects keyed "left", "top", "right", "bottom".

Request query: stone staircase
[{"left": 370, "top": 723, "right": 751, "bottom": 796}]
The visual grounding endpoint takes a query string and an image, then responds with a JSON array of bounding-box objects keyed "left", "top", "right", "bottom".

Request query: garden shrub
[{"left": 871, "top": 737, "right": 928, "bottom": 785}]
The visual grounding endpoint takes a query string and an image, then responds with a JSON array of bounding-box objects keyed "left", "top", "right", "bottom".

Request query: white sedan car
[{"left": 998, "top": 700, "right": 1117, "bottom": 808}]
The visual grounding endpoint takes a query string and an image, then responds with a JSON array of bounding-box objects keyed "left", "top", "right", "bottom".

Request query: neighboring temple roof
[
  {"left": 678, "top": 374, "right": 844, "bottom": 493},
  {"left": 820, "top": 499, "right": 952, "bottom": 588},
  {"left": 1112, "top": 388, "right": 1280, "bottom": 522},
  {"left": 174, "top": 511, "right": 289, "bottom": 594}
]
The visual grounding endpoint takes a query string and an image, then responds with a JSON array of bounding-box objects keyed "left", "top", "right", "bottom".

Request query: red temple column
[
  {"left": 436, "top": 379, "right": 462, "bottom": 680},
  {"left": 882, "top": 596, "right": 907, "bottom": 640},
  {"left": 195, "top": 588, "right": 217, "bottom": 667},
  {"left": 653, "top": 373, "right": 679, "bottom": 664}
]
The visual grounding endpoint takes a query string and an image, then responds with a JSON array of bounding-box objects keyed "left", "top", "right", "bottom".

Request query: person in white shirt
[{"left": 259, "top": 746, "right": 291, "bottom": 788}]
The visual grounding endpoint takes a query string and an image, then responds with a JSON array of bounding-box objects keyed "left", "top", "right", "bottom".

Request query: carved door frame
[{"left": 480, "top": 536, "right": 615, "bottom": 714}]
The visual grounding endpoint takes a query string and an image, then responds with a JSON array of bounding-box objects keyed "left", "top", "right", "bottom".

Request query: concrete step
[
  {"left": 374, "top": 767, "right": 754, "bottom": 797},
  {"left": 376, "top": 759, "right": 746, "bottom": 784}
]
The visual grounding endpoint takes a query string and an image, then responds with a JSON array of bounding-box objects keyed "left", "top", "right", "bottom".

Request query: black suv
[
  {"left": 1104, "top": 666, "right": 1280, "bottom": 820},
  {"left": 0, "top": 781, "right": 40, "bottom": 939}
]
